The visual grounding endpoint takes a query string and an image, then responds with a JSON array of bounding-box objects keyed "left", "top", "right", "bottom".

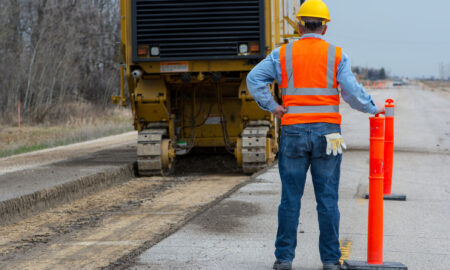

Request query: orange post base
[{"left": 368, "top": 176, "right": 384, "bottom": 264}]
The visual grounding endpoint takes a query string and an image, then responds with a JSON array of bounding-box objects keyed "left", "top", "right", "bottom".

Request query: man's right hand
[{"left": 272, "top": 105, "right": 288, "bottom": 119}]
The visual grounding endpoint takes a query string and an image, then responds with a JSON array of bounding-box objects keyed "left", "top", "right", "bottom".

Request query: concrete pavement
[
  {"left": 341, "top": 84, "right": 450, "bottom": 153},
  {"left": 130, "top": 85, "right": 450, "bottom": 270}
]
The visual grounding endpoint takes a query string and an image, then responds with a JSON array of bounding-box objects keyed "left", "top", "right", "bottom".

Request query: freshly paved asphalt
[{"left": 130, "top": 85, "right": 450, "bottom": 270}]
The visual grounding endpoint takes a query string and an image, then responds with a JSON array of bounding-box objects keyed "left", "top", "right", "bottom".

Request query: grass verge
[{"left": 0, "top": 107, "right": 133, "bottom": 158}]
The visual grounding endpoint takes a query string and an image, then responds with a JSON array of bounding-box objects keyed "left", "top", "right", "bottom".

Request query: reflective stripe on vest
[
  {"left": 287, "top": 105, "right": 339, "bottom": 114},
  {"left": 280, "top": 38, "right": 342, "bottom": 125}
]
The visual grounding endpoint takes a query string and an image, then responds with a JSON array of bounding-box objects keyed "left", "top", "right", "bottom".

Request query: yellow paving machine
[{"left": 114, "top": 0, "right": 302, "bottom": 175}]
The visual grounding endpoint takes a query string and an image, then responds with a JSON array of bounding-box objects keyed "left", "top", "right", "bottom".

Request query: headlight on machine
[
  {"left": 150, "top": 46, "right": 160, "bottom": 56},
  {"left": 239, "top": 43, "right": 249, "bottom": 54}
]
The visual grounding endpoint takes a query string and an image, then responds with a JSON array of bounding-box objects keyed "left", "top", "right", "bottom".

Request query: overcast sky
[{"left": 321, "top": 0, "right": 450, "bottom": 78}]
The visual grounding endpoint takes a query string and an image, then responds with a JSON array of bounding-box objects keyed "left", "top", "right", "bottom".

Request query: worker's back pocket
[
  {"left": 280, "top": 129, "right": 309, "bottom": 158},
  {"left": 314, "top": 135, "right": 332, "bottom": 159}
]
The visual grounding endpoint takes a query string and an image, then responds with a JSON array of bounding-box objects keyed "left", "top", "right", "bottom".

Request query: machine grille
[{"left": 132, "top": 0, "right": 265, "bottom": 62}]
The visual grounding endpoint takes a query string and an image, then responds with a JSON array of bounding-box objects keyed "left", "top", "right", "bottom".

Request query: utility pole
[
  {"left": 447, "top": 62, "right": 450, "bottom": 80},
  {"left": 439, "top": 62, "right": 445, "bottom": 80}
]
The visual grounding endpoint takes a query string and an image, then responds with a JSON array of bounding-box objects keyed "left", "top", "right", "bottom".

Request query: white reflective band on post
[
  {"left": 385, "top": 107, "right": 395, "bottom": 117},
  {"left": 327, "top": 44, "right": 336, "bottom": 89},
  {"left": 282, "top": 88, "right": 339, "bottom": 96},
  {"left": 286, "top": 105, "right": 340, "bottom": 114}
]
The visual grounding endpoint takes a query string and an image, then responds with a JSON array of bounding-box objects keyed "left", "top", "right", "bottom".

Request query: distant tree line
[
  {"left": 352, "top": 66, "right": 387, "bottom": 81},
  {"left": 0, "top": 0, "right": 121, "bottom": 123}
]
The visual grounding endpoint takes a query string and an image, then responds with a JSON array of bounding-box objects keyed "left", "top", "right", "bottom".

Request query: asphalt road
[{"left": 130, "top": 84, "right": 450, "bottom": 270}]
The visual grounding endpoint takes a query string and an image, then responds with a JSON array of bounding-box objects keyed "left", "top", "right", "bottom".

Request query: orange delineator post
[
  {"left": 383, "top": 99, "right": 395, "bottom": 195},
  {"left": 368, "top": 114, "right": 385, "bottom": 265},
  {"left": 382, "top": 99, "right": 406, "bottom": 201},
  {"left": 344, "top": 111, "right": 407, "bottom": 270}
]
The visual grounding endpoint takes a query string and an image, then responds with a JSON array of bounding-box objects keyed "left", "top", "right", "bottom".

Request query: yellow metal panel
[
  {"left": 120, "top": 0, "right": 126, "bottom": 63},
  {"left": 265, "top": 0, "right": 272, "bottom": 52},
  {"left": 135, "top": 80, "right": 167, "bottom": 102},
  {"left": 275, "top": 0, "right": 280, "bottom": 47},
  {"left": 135, "top": 79, "right": 169, "bottom": 124},
  {"left": 124, "top": 0, "right": 132, "bottom": 68},
  {"left": 136, "top": 103, "right": 169, "bottom": 123},
  {"left": 239, "top": 76, "right": 272, "bottom": 121},
  {"left": 139, "top": 60, "right": 255, "bottom": 74},
  {"left": 182, "top": 98, "right": 242, "bottom": 141},
  {"left": 194, "top": 137, "right": 238, "bottom": 148},
  {"left": 112, "top": 66, "right": 127, "bottom": 106},
  {"left": 242, "top": 102, "right": 270, "bottom": 121}
]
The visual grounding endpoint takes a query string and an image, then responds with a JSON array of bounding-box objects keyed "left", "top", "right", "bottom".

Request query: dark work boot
[
  {"left": 323, "top": 261, "right": 341, "bottom": 270},
  {"left": 273, "top": 260, "right": 292, "bottom": 270}
]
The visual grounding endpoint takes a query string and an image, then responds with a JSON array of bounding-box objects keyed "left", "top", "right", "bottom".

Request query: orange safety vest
[{"left": 280, "top": 38, "right": 343, "bottom": 125}]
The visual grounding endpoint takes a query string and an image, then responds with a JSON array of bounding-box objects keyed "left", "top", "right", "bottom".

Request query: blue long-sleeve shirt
[{"left": 246, "top": 33, "right": 378, "bottom": 115}]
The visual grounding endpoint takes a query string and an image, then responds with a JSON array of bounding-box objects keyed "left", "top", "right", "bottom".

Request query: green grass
[{"left": 0, "top": 144, "right": 49, "bottom": 158}]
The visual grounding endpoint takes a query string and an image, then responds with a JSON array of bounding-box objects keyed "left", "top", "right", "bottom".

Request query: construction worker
[{"left": 246, "top": 1, "right": 385, "bottom": 269}]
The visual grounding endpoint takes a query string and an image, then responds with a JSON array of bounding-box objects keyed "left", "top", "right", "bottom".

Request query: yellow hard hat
[{"left": 296, "top": 0, "right": 331, "bottom": 23}]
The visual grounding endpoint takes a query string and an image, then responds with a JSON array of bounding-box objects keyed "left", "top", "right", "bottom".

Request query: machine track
[
  {"left": 137, "top": 129, "right": 174, "bottom": 176},
  {"left": 138, "top": 121, "right": 277, "bottom": 176},
  {"left": 241, "top": 121, "right": 276, "bottom": 174}
]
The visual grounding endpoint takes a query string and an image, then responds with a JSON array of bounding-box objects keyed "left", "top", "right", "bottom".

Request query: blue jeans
[{"left": 275, "top": 123, "right": 342, "bottom": 264}]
